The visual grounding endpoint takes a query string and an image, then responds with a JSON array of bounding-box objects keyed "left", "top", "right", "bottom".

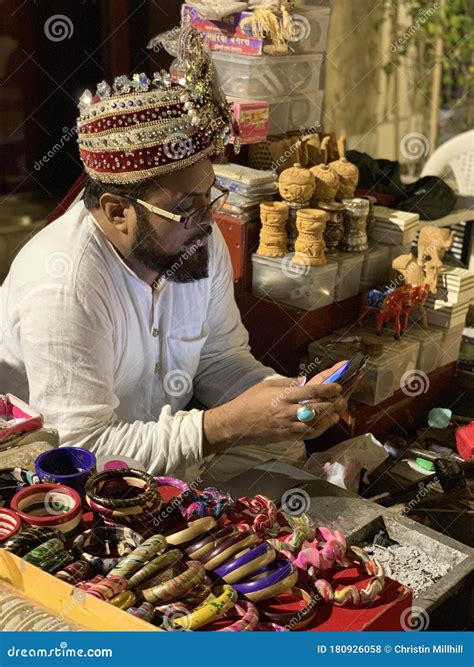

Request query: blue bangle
[
  {"left": 214, "top": 542, "right": 274, "bottom": 580},
  {"left": 233, "top": 558, "right": 293, "bottom": 595}
]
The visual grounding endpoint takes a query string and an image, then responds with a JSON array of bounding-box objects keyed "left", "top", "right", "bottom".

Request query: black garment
[{"left": 347, "top": 150, "right": 457, "bottom": 220}]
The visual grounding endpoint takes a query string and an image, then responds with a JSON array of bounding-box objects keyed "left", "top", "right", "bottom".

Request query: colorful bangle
[
  {"left": 10, "top": 483, "right": 82, "bottom": 538},
  {"left": 234, "top": 495, "right": 277, "bottom": 537},
  {"left": 233, "top": 559, "right": 298, "bottom": 602},
  {"left": 0, "top": 508, "right": 22, "bottom": 542},
  {"left": 214, "top": 542, "right": 276, "bottom": 584},
  {"left": 165, "top": 517, "right": 217, "bottom": 547},
  {"left": 185, "top": 526, "right": 237, "bottom": 560},
  {"left": 56, "top": 559, "right": 92, "bottom": 585},
  {"left": 75, "top": 574, "right": 104, "bottom": 591},
  {"left": 110, "top": 590, "right": 136, "bottom": 610},
  {"left": 277, "top": 512, "right": 317, "bottom": 552},
  {"left": 37, "top": 550, "right": 75, "bottom": 574},
  {"left": 2, "top": 525, "right": 65, "bottom": 556},
  {"left": 217, "top": 601, "right": 259, "bottom": 632},
  {"left": 200, "top": 530, "right": 259, "bottom": 571},
  {"left": 183, "top": 487, "right": 235, "bottom": 521},
  {"left": 128, "top": 601, "right": 156, "bottom": 623},
  {"left": 170, "top": 585, "right": 238, "bottom": 631},
  {"left": 312, "top": 546, "right": 385, "bottom": 607},
  {"left": 128, "top": 549, "right": 183, "bottom": 588},
  {"left": 107, "top": 534, "right": 167, "bottom": 578},
  {"left": 260, "top": 585, "right": 318, "bottom": 630},
  {"left": 23, "top": 538, "right": 65, "bottom": 566},
  {"left": 255, "top": 622, "right": 289, "bottom": 632},
  {"left": 274, "top": 526, "right": 348, "bottom": 573},
  {"left": 72, "top": 526, "right": 144, "bottom": 575},
  {"left": 142, "top": 561, "right": 206, "bottom": 603},
  {"left": 86, "top": 574, "right": 128, "bottom": 601},
  {"left": 179, "top": 576, "right": 213, "bottom": 607}
]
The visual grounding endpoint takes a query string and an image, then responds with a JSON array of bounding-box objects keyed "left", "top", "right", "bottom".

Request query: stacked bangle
[
  {"left": 72, "top": 526, "right": 144, "bottom": 575},
  {"left": 170, "top": 585, "right": 238, "bottom": 631},
  {"left": 85, "top": 469, "right": 162, "bottom": 532},
  {"left": 260, "top": 585, "right": 318, "bottom": 630},
  {"left": 56, "top": 559, "right": 92, "bottom": 585},
  {"left": 127, "top": 548, "right": 182, "bottom": 588},
  {"left": 0, "top": 508, "right": 21, "bottom": 542},
  {"left": 233, "top": 559, "right": 298, "bottom": 602},
  {"left": 10, "top": 483, "right": 82, "bottom": 538},
  {"left": 3, "top": 525, "right": 65, "bottom": 556},
  {"left": 165, "top": 517, "right": 217, "bottom": 547},
  {"left": 23, "top": 538, "right": 65, "bottom": 566},
  {"left": 37, "top": 550, "right": 75, "bottom": 575},
  {"left": 86, "top": 574, "right": 128, "bottom": 601},
  {"left": 107, "top": 534, "right": 167, "bottom": 578},
  {"left": 128, "top": 601, "right": 155, "bottom": 623},
  {"left": 200, "top": 530, "right": 259, "bottom": 571},
  {"left": 217, "top": 601, "right": 259, "bottom": 632},
  {"left": 142, "top": 561, "right": 205, "bottom": 603},
  {"left": 185, "top": 526, "right": 237, "bottom": 560},
  {"left": 214, "top": 542, "right": 276, "bottom": 584}
]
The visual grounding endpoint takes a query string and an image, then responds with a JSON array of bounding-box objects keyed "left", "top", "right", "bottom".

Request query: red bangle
[
  {"left": 0, "top": 507, "right": 21, "bottom": 542},
  {"left": 10, "top": 484, "right": 82, "bottom": 538}
]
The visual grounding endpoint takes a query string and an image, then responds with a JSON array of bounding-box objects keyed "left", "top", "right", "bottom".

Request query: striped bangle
[
  {"left": 217, "top": 601, "right": 259, "bottom": 632},
  {"left": 165, "top": 517, "right": 217, "bottom": 547},
  {"left": 86, "top": 574, "right": 129, "bottom": 601},
  {"left": 233, "top": 495, "right": 277, "bottom": 537},
  {"left": 142, "top": 561, "right": 205, "bottom": 603},
  {"left": 233, "top": 559, "right": 298, "bottom": 602},
  {"left": 213, "top": 542, "right": 276, "bottom": 584},
  {"left": 23, "top": 538, "right": 65, "bottom": 566},
  {"left": 185, "top": 526, "right": 237, "bottom": 560},
  {"left": 107, "top": 534, "right": 167, "bottom": 578},
  {"left": 56, "top": 559, "right": 92, "bottom": 585},
  {"left": 260, "top": 585, "right": 318, "bottom": 629},
  {"left": 128, "top": 549, "right": 182, "bottom": 588},
  {"left": 3, "top": 526, "right": 65, "bottom": 556},
  {"left": 37, "top": 550, "right": 75, "bottom": 575},
  {"left": 10, "top": 484, "right": 82, "bottom": 538},
  {"left": 0, "top": 508, "right": 21, "bottom": 542},
  {"left": 85, "top": 469, "right": 162, "bottom": 513},
  {"left": 200, "top": 530, "right": 259, "bottom": 571},
  {"left": 72, "top": 526, "right": 144, "bottom": 575}
]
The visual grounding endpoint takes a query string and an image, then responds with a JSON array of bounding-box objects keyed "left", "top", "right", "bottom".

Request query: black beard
[{"left": 132, "top": 207, "right": 210, "bottom": 283}]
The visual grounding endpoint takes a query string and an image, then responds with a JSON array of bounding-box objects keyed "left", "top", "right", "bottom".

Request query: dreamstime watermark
[
  {"left": 400, "top": 605, "right": 430, "bottom": 631},
  {"left": 400, "top": 132, "right": 430, "bottom": 160},
  {"left": 281, "top": 254, "right": 311, "bottom": 280},
  {"left": 7, "top": 643, "right": 112, "bottom": 658},
  {"left": 281, "top": 487, "right": 311, "bottom": 516},
  {"left": 44, "top": 15, "right": 74, "bottom": 42},
  {"left": 400, "top": 477, "right": 439, "bottom": 516},
  {"left": 44, "top": 251, "right": 73, "bottom": 279},
  {"left": 400, "top": 368, "right": 430, "bottom": 396},
  {"left": 163, "top": 369, "right": 193, "bottom": 397},
  {"left": 34, "top": 125, "right": 77, "bottom": 172},
  {"left": 390, "top": 2, "right": 440, "bottom": 53},
  {"left": 163, "top": 132, "right": 194, "bottom": 161},
  {"left": 285, "top": 592, "right": 321, "bottom": 630}
]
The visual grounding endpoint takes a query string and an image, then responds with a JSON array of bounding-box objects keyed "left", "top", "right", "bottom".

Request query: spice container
[{"left": 341, "top": 198, "right": 369, "bottom": 252}]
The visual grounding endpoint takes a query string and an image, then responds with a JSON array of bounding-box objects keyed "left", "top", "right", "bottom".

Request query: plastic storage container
[
  {"left": 426, "top": 301, "right": 469, "bottom": 329},
  {"left": 327, "top": 250, "right": 365, "bottom": 301},
  {"left": 403, "top": 325, "right": 444, "bottom": 374},
  {"left": 437, "top": 323, "right": 465, "bottom": 366},
  {"left": 286, "top": 7, "right": 331, "bottom": 53},
  {"left": 265, "top": 91, "right": 323, "bottom": 135},
  {"left": 251, "top": 253, "right": 337, "bottom": 310},
  {"left": 212, "top": 52, "right": 324, "bottom": 99},
  {"left": 359, "top": 244, "right": 391, "bottom": 291}
]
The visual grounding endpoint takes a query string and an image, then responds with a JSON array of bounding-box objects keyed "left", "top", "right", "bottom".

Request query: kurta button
[
  {"left": 154, "top": 363, "right": 161, "bottom": 373},
  {"left": 152, "top": 328, "right": 159, "bottom": 337}
]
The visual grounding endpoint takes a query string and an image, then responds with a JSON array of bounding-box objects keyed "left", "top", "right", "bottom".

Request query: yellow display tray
[{"left": 0, "top": 550, "right": 159, "bottom": 631}]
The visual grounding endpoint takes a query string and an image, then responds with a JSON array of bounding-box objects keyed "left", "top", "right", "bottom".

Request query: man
[{"left": 0, "top": 27, "right": 346, "bottom": 482}]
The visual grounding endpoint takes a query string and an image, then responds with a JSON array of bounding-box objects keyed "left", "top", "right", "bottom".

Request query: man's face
[{"left": 130, "top": 159, "right": 215, "bottom": 282}]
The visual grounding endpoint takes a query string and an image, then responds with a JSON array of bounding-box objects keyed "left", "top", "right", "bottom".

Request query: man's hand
[{"left": 202, "top": 377, "right": 348, "bottom": 455}]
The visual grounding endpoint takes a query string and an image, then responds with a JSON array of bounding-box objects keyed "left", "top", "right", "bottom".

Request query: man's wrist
[{"left": 202, "top": 405, "right": 235, "bottom": 457}]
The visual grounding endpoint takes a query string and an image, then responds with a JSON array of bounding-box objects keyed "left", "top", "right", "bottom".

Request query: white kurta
[{"left": 0, "top": 201, "right": 305, "bottom": 482}]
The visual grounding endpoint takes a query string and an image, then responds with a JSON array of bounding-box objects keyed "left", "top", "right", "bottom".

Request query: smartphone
[{"left": 321, "top": 353, "right": 369, "bottom": 387}]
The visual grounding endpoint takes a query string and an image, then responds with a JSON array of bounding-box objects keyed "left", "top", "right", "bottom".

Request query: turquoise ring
[{"left": 296, "top": 404, "right": 316, "bottom": 423}]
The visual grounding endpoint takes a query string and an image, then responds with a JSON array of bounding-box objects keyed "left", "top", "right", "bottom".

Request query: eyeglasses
[{"left": 123, "top": 182, "right": 228, "bottom": 229}]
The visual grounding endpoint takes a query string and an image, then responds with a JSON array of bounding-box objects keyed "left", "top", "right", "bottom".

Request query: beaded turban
[{"left": 76, "top": 25, "right": 237, "bottom": 184}]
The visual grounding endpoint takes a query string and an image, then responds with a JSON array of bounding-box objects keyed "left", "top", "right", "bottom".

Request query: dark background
[{"left": 0, "top": 0, "right": 183, "bottom": 200}]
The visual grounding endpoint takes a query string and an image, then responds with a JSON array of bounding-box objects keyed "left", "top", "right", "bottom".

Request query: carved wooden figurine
[
  {"left": 310, "top": 164, "right": 340, "bottom": 203},
  {"left": 293, "top": 208, "right": 328, "bottom": 266},
  {"left": 278, "top": 162, "right": 316, "bottom": 252},
  {"left": 256, "top": 201, "right": 289, "bottom": 257}
]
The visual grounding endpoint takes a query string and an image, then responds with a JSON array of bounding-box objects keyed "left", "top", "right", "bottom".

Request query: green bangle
[{"left": 128, "top": 549, "right": 182, "bottom": 588}]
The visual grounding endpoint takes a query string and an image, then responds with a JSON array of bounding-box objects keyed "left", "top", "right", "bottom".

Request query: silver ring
[{"left": 296, "top": 403, "right": 316, "bottom": 423}]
